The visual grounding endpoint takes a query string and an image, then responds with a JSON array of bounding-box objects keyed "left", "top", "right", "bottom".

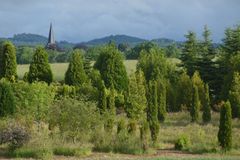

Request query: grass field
[{"left": 17, "top": 60, "right": 138, "bottom": 81}]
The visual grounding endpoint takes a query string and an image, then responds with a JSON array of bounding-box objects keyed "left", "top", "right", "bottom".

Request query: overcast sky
[{"left": 0, "top": 0, "right": 239, "bottom": 42}]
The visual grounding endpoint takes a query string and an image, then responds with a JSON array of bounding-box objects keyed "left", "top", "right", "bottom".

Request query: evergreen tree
[
  {"left": 0, "top": 41, "right": 17, "bottom": 81},
  {"left": 202, "top": 84, "right": 211, "bottom": 123},
  {"left": 105, "top": 84, "right": 116, "bottom": 132},
  {"left": 190, "top": 85, "right": 200, "bottom": 122},
  {"left": 229, "top": 72, "right": 240, "bottom": 118},
  {"left": 125, "top": 70, "right": 147, "bottom": 121},
  {"left": 28, "top": 47, "right": 53, "bottom": 84},
  {"left": 218, "top": 101, "right": 232, "bottom": 151},
  {"left": 180, "top": 31, "right": 199, "bottom": 76},
  {"left": 65, "top": 49, "right": 87, "bottom": 86},
  {"left": 192, "top": 71, "right": 205, "bottom": 109},
  {"left": 83, "top": 56, "right": 92, "bottom": 76},
  {"left": 97, "top": 80, "right": 107, "bottom": 113},
  {"left": 157, "top": 78, "right": 167, "bottom": 122},
  {"left": 94, "top": 43, "right": 128, "bottom": 92},
  {"left": 0, "top": 80, "right": 15, "bottom": 117},
  {"left": 147, "top": 80, "right": 159, "bottom": 143}
]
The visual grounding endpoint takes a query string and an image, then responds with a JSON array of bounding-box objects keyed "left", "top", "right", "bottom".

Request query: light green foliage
[
  {"left": 229, "top": 72, "right": 240, "bottom": 118},
  {"left": 65, "top": 49, "right": 87, "bottom": 86},
  {"left": 94, "top": 43, "right": 128, "bottom": 92},
  {"left": 97, "top": 80, "right": 107, "bottom": 113},
  {"left": 0, "top": 79, "right": 16, "bottom": 117},
  {"left": 125, "top": 70, "right": 147, "bottom": 121},
  {"left": 16, "top": 46, "right": 34, "bottom": 64},
  {"left": 12, "top": 81, "right": 55, "bottom": 123},
  {"left": 126, "top": 42, "right": 157, "bottom": 59},
  {"left": 27, "top": 47, "right": 53, "bottom": 84},
  {"left": 147, "top": 80, "right": 159, "bottom": 143},
  {"left": 218, "top": 101, "right": 232, "bottom": 151},
  {"left": 175, "top": 135, "right": 191, "bottom": 150},
  {"left": 192, "top": 71, "right": 205, "bottom": 109},
  {"left": 190, "top": 85, "right": 200, "bottom": 122},
  {"left": 157, "top": 78, "right": 167, "bottom": 122},
  {"left": 202, "top": 84, "right": 211, "bottom": 123},
  {"left": 0, "top": 41, "right": 17, "bottom": 81}
]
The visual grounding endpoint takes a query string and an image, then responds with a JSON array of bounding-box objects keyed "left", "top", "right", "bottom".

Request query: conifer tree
[
  {"left": 65, "top": 49, "right": 87, "bottom": 86},
  {"left": 202, "top": 84, "right": 211, "bottom": 123},
  {"left": 28, "top": 47, "right": 53, "bottom": 84},
  {"left": 218, "top": 101, "right": 232, "bottom": 151},
  {"left": 192, "top": 71, "right": 205, "bottom": 109},
  {"left": 157, "top": 78, "right": 167, "bottom": 122},
  {"left": 0, "top": 41, "right": 17, "bottom": 81},
  {"left": 180, "top": 31, "right": 199, "bottom": 76},
  {"left": 97, "top": 80, "right": 107, "bottom": 113},
  {"left": 190, "top": 85, "right": 200, "bottom": 122},
  {"left": 94, "top": 43, "right": 128, "bottom": 92},
  {"left": 0, "top": 80, "right": 15, "bottom": 117},
  {"left": 147, "top": 80, "right": 159, "bottom": 143},
  {"left": 105, "top": 84, "right": 116, "bottom": 132},
  {"left": 83, "top": 56, "right": 92, "bottom": 76},
  {"left": 229, "top": 72, "right": 240, "bottom": 118}
]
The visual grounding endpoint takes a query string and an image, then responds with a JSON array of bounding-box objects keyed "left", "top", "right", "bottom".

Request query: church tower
[{"left": 46, "top": 23, "right": 57, "bottom": 50}]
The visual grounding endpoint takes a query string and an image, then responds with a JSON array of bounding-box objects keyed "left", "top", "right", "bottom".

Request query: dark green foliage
[
  {"left": 175, "top": 135, "right": 190, "bottom": 151},
  {"left": 165, "top": 43, "right": 181, "bottom": 58},
  {"left": 202, "top": 84, "right": 211, "bottom": 123},
  {"left": 65, "top": 49, "right": 87, "bottom": 86},
  {"left": 229, "top": 72, "right": 240, "bottom": 118},
  {"left": 180, "top": 31, "right": 199, "bottom": 76},
  {"left": 83, "top": 57, "right": 92, "bottom": 75},
  {"left": 218, "top": 101, "right": 232, "bottom": 151},
  {"left": 177, "top": 72, "right": 192, "bottom": 110},
  {"left": 16, "top": 46, "right": 34, "bottom": 64},
  {"left": 126, "top": 42, "right": 157, "bottom": 59},
  {"left": 0, "top": 80, "right": 16, "bottom": 117},
  {"left": 157, "top": 78, "right": 167, "bottom": 122},
  {"left": 140, "top": 120, "right": 150, "bottom": 151},
  {"left": 0, "top": 41, "right": 17, "bottom": 81},
  {"left": 147, "top": 80, "right": 159, "bottom": 143},
  {"left": 190, "top": 85, "right": 200, "bottom": 122},
  {"left": 27, "top": 47, "right": 53, "bottom": 84},
  {"left": 94, "top": 43, "right": 128, "bottom": 92}
]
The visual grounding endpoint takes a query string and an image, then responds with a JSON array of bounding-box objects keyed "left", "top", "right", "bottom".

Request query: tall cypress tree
[
  {"left": 190, "top": 85, "right": 200, "bottom": 122},
  {"left": 147, "top": 80, "right": 159, "bottom": 143},
  {"left": 229, "top": 72, "right": 240, "bottom": 118},
  {"left": 202, "top": 84, "right": 211, "bottom": 123},
  {"left": 28, "top": 47, "right": 53, "bottom": 84},
  {"left": 97, "top": 80, "right": 107, "bottom": 113},
  {"left": 157, "top": 78, "right": 167, "bottom": 122},
  {"left": 65, "top": 49, "right": 87, "bottom": 86},
  {"left": 0, "top": 41, "right": 17, "bottom": 81},
  {"left": 218, "top": 101, "right": 232, "bottom": 151}
]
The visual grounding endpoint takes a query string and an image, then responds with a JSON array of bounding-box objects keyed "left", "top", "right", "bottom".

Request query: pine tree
[
  {"left": 94, "top": 43, "right": 128, "bottom": 92},
  {"left": 0, "top": 80, "right": 15, "bottom": 117},
  {"left": 229, "top": 72, "right": 240, "bottom": 118},
  {"left": 147, "top": 80, "right": 159, "bottom": 143},
  {"left": 218, "top": 101, "right": 232, "bottom": 151},
  {"left": 180, "top": 31, "right": 199, "bottom": 76},
  {"left": 190, "top": 85, "right": 200, "bottom": 122},
  {"left": 28, "top": 47, "right": 53, "bottom": 84},
  {"left": 157, "top": 78, "right": 167, "bottom": 122},
  {"left": 202, "top": 84, "right": 211, "bottom": 123},
  {"left": 0, "top": 41, "right": 17, "bottom": 81},
  {"left": 65, "top": 49, "right": 87, "bottom": 86}
]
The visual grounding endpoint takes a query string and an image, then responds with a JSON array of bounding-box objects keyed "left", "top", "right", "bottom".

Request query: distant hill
[
  {"left": 0, "top": 33, "right": 74, "bottom": 49},
  {"left": 82, "top": 35, "right": 147, "bottom": 46}
]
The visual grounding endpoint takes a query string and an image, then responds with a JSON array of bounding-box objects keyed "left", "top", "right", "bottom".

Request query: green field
[{"left": 17, "top": 60, "right": 138, "bottom": 81}]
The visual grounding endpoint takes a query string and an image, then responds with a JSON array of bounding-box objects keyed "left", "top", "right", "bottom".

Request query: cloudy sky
[{"left": 0, "top": 0, "right": 239, "bottom": 42}]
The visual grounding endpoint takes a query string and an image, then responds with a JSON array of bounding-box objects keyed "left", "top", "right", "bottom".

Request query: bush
[
  {"left": 11, "top": 148, "right": 53, "bottom": 160},
  {"left": 175, "top": 135, "right": 190, "bottom": 150}
]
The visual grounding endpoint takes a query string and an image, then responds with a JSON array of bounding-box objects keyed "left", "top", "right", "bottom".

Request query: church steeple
[{"left": 46, "top": 23, "right": 57, "bottom": 50}]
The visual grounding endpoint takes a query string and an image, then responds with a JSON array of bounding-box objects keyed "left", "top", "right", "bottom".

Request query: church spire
[{"left": 46, "top": 22, "right": 57, "bottom": 50}]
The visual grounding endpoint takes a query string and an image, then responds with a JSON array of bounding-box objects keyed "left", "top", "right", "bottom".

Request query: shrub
[
  {"left": 190, "top": 85, "right": 200, "bottom": 122},
  {"left": 175, "top": 135, "right": 190, "bottom": 150},
  {"left": 0, "top": 79, "right": 16, "bottom": 117},
  {"left": 53, "top": 147, "right": 91, "bottom": 157}
]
